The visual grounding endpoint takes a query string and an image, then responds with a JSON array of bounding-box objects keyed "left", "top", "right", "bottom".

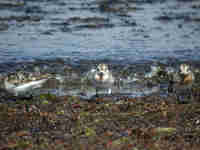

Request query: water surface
[{"left": 0, "top": 0, "right": 200, "bottom": 64}]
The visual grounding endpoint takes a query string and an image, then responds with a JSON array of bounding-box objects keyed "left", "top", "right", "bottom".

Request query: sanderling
[
  {"left": 179, "top": 64, "right": 195, "bottom": 84},
  {"left": 3, "top": 71, "right": 52, "bottom": 95},
  {"left": 168, "top": 64, "right": 195, "bottom": 97},
  {"left": 92, "top": 63, "right": 115, "bottom": 96},
  {"left": 145, "top": 65, "right": 161, "bottom": 78}
]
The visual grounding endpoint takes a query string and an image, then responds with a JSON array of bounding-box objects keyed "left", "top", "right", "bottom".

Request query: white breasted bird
[{"left": 92, "top": 64, "right": 115, "bottom": 96}]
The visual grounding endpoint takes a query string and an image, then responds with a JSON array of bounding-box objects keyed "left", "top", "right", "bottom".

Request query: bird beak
[{"left": 98, "top": 72, "right": 104, "bottom": 80}]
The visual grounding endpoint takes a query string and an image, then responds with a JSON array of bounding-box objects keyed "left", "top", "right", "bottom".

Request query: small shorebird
[
  {"left": 3, "top": 71, "right": 50, "bottom": 95},
  {"left": 179, "top": 64, "right": 195, "bottom": 84},
  {"left": 168, "top": 64, "right": 195, "bottom": 94},
  {"left": 92, "top": 64, "right": 115, "bottom": 96}
]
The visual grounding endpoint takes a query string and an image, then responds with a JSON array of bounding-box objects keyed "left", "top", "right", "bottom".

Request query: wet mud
[{"left": 1, "top": 92, "right": 200, "bottom": 149}]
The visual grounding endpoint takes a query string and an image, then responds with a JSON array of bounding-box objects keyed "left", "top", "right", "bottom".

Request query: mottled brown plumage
[{"left": 180, "top": 64, "right": 195, "bottom": 84}]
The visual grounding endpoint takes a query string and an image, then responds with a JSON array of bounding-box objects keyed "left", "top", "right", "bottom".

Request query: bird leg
[
  {"left": 108, "top": 88, "right": 112, "bottom": 95},
  {"left": 95, "top": 88, "right": 99, "bottom": 97}
]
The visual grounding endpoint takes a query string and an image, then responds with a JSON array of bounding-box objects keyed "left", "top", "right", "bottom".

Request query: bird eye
[{"left": 97, "top": 67, "right": 100, "bottom": 71}]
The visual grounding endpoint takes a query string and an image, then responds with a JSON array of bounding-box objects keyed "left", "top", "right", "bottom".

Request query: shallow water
[
  {"left": 0, "top": 0, "right": 200, "bottom": 98},
  {"left": 0, "top": 0, "right": 200, "bottom": 63}
]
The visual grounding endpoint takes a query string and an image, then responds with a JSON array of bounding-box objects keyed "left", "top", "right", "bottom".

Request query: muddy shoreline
[
  {"left": 1, "top": 92, "right": 200, "bottom": 149},
  {"left": 0, "top": 59, "right": 200, "bottom": 149}
]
